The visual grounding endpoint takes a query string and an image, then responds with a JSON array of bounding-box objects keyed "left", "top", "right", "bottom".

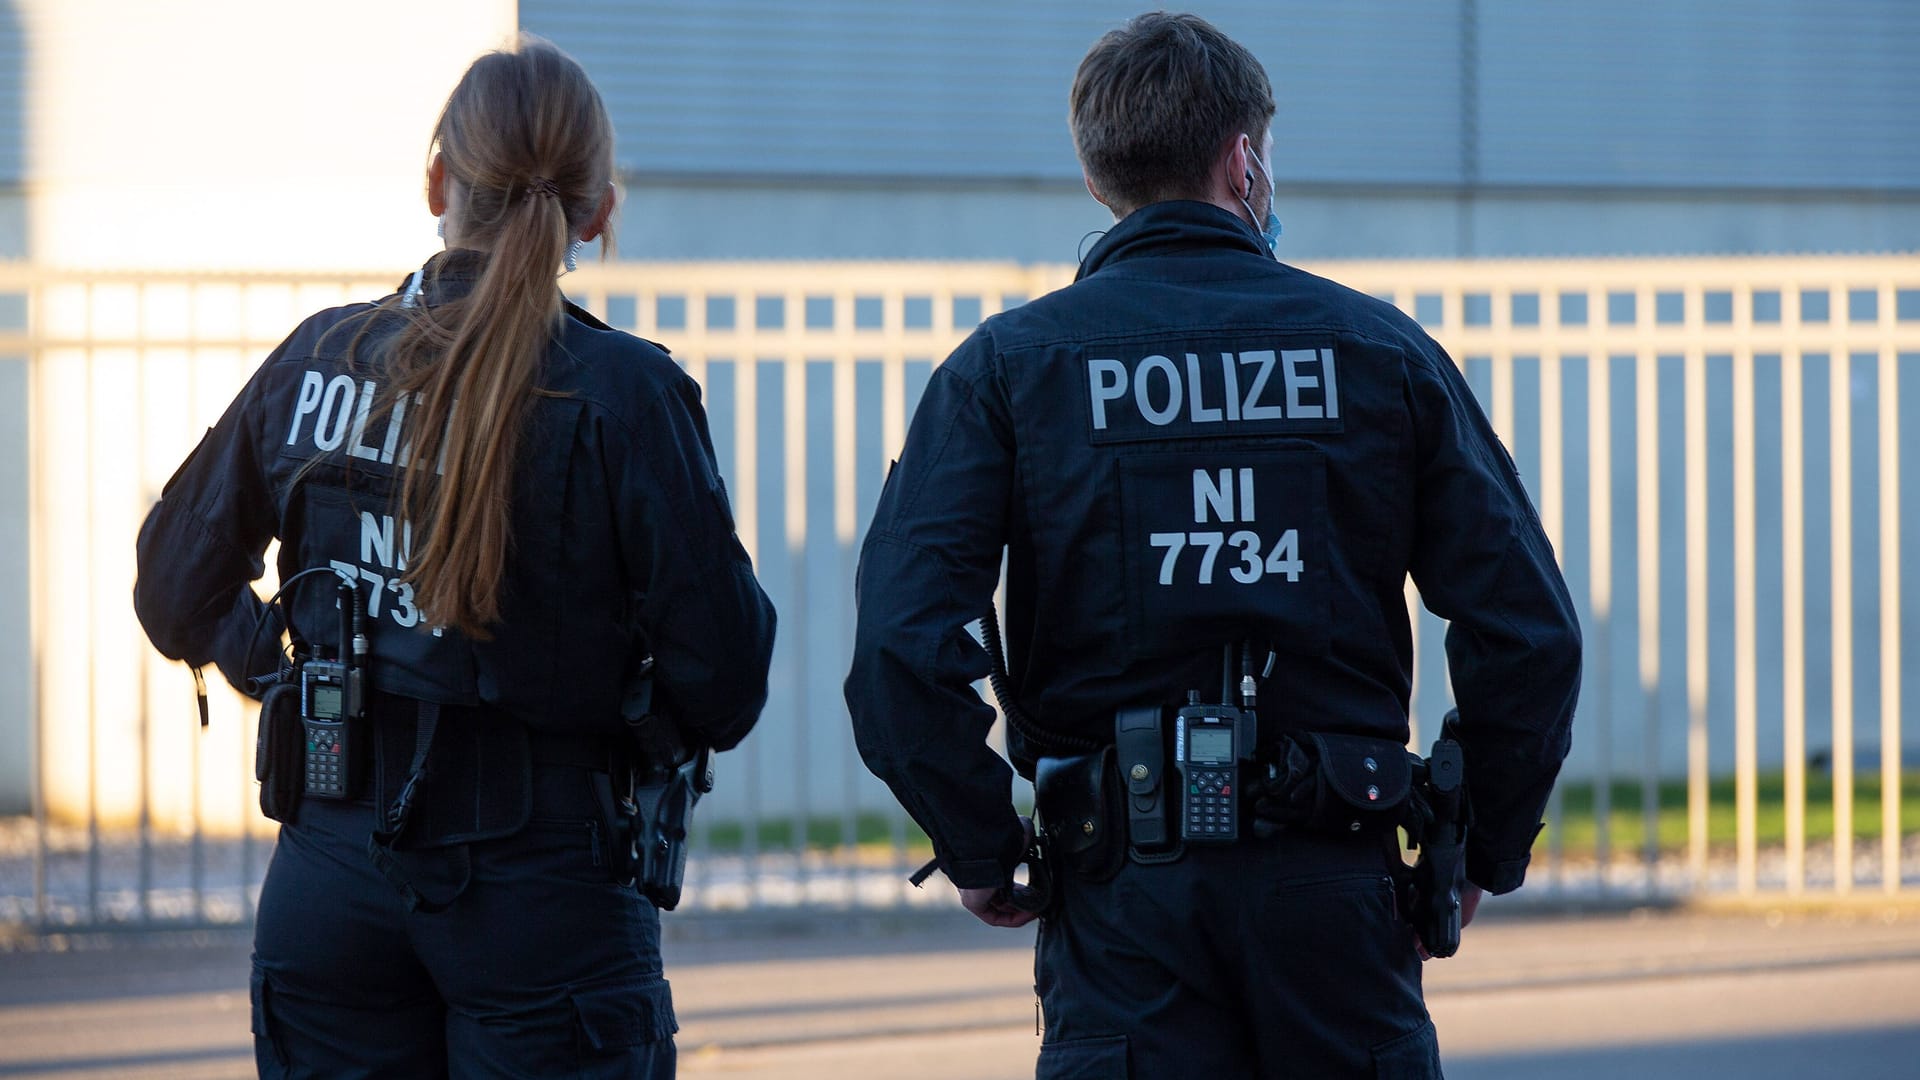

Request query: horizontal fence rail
[{"left": 0, "top": 254, "right": 1915, "bottom": 931}]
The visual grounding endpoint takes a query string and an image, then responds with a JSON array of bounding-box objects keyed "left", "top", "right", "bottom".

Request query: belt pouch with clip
[
  {"left": 1257, "top": 732, "right": 1414, "bottom": 833},
  {"left": 255, "top": 682, "right": 304, "bottom": 824},
  {"left": 1033, "top": 746, "right": 1123, "bottom": 882},
  {"left": 1114, "top": 705, "right": 1180, "bottom": 860}
]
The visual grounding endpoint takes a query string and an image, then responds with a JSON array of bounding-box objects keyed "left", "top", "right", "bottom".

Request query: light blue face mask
[{"left": 1241, "top": 153, "right": 1283, "bottom": 256}]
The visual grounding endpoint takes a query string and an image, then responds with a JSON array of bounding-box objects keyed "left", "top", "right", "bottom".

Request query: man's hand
[
  {"left": 959, "top": 885, "right": 1040, "bottom": 928},
  {"left": 1413, "top": 881, "right": 1484, "bottom": 960},
  {"left": 956, "top": 817, "right": 1042, "bottom": 928},
  {"left": 1460, "top": 881, "right": 1484, "bottom": 928}
]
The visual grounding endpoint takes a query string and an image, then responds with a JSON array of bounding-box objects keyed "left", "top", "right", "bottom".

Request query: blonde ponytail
[{"left": 373, "top": 37, "right": 614, "bottom": 638}]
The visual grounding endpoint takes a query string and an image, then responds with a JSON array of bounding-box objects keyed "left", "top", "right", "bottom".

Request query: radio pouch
[
  {"left": 1034, "top": 746, "right": 1123, "bottom": 882},
  {"left": 1114, "top": 705, "right": 1178, "bottom": 860},
  {"left": 255, "top": 682, "right": 304, "bottom": 824},
  {"left": 1253, "top": 732, "right": 1414, "bottom": 833}
]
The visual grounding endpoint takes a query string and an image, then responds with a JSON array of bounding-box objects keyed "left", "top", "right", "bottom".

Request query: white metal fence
[{"left": 0, "top": 254, "right": 1915, "bottom": 931}]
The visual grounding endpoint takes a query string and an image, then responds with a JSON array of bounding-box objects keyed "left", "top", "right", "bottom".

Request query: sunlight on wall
[
  {"left": 23, "top": 0, "right": 516, "bottom": 832},
  {"left": 25, "top": 0, "right": 516, "bottom": 271}
]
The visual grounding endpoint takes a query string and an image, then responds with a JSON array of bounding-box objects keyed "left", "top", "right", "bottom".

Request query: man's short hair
[{"left": 1070, "top": 12, "right": 1276, "bottom": 215}]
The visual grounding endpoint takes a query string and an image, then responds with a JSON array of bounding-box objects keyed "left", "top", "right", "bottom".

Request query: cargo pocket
[
  {"left": 571, "top": 976, "right": 678, "bottom": 1062},
  {"left": 1370, "top": 1020, "right": 1442, "bottom": 1079},
  {"left": 250, "top": 967, "right": 289, "bottom": 1070},
  {"left": 1037, "top": 1033, "right": 1128, "bottom": 1079}
]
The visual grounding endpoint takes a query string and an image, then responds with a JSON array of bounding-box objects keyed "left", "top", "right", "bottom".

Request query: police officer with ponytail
[
  {"left": 135, "top": 36, "right": 774, "bottom": 1077},
  {"left": 846, "top": 12, "right": 1579, "bottom": 1078}
]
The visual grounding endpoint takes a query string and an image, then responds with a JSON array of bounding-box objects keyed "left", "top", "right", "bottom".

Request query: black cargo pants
[
  {"left": 1035, "top": 829, "right": 1441, "bottom": 1079},
  {"left": 249, "top": 760, "right": 677, "bottom": 1078}
]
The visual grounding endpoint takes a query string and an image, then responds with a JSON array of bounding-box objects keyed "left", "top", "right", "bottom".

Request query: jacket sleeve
[
  {"left": 132, "top": 362, "right": 286, "bottom": 694},
  {"left": 844, "top": 331, "right": 1028, "bottom": 890},
  {"left": 1404, "top": 342, "right": 1582, "bottom": 895},
  {"left": 622, "top": 376, "right": 776, "bottom": 752}
]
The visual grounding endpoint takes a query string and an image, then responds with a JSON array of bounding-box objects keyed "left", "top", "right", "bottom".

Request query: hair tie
[{"left": 524, "top": 176, "right": 560, "bottom": 201}]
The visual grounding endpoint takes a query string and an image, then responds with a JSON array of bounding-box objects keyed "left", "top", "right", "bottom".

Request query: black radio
[
  {"left": 300, "top": 657, "right": 357, "bottom": 798},
  {"left": 1176, "top": 696, "right": 1252, "bottom": 842},
  {"left": 1172, "top": 642, "right": 1267, "bottom": 844},
  {"left": 299, "top": 578, "right": 367, "bottom": 800}
]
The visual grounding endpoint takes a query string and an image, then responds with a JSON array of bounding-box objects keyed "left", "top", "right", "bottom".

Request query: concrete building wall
[{"left": 525, "top": 0, "right": 1920, "bottom": 262}]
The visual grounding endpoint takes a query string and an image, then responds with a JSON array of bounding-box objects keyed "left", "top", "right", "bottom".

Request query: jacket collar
[
  {"left": 391, "top": 249, "right": 617, "bottom": 336},
  {"left": 1075, "top": 200, "right": 1269, "bottom": 281},
  {"left": 394, "top": 248, "right": 489, "bottom": 307}
]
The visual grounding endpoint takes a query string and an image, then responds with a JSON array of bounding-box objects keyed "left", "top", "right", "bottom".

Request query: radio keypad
[
  {"left": 1184, "top": 768, "right": 1236, "bottom": 837},
  {"left": 303, "top": 725, "right": 347, "bottom": 797}
]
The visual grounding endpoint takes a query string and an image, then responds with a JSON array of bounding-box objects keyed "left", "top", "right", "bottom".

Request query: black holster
[
  {"left": 1407, "top": 712, "right": 1471, "bottom": 958},
  {"left": 599, "top": 740, "right": 713, "bottom": 911}
]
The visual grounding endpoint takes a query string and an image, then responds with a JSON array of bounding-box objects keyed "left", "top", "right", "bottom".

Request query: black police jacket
[
  {"left": 846, "top": 201, "right": 1580, "bottom": 893},
  {"left": 135, "top": 251, "right": 776, "bottom": 751}
]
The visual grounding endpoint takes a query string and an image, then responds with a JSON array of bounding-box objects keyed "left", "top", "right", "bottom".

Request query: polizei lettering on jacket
[
  {"left": 282, "top": 369, "right": 445, "bottom": 473},
  {"left": 1084, "top": 344, "right": 1342, "bottom": 444}
]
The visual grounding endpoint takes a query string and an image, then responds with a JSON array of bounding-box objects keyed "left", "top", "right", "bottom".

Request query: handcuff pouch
[
  {"left": 1034, "top": 746, "right": 1123, "bottom": 883},
  {"left": 255, "top": 683, "right": 303, "bottom": 824}
]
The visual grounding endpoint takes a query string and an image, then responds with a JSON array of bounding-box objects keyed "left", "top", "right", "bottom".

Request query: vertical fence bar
[
  {"left": 1491, "top": 353, "right": 1515, "bottom": 447},
  {"left": 84, "top": 326, "right": 101, "bottom": 924},
  {"left": 880, "top": 343, "right": 910, "bottom": 904},
  {"left": 1685, "top": 348, "right": 1709, "bottom": 889},
  {"left": 1636, "top": 349, "right": 1661, "bottom": 892},
  {"left": 1831, "top": 349, "right": 1855, "bottom": 893},
  {"left": 239, "top": 312, "right": 258, "bottom": 918},
  {"left": 136, "top": 295, "right": 153, "bottom": 924},
  {"left": 1404, "top": 581, "right": 1423, "bottom": 754},
  {"left": 28, "top": 279, "right": 47, "bottom": 925},
  {"left": 733, "top": 354, "right": 761, "bottom": 903},
  {"left": 1782, "top": 350, "right": 1806, "bottom": 894},
  {"left": 687, "top": 329, "right": 711, "bottom": 907},
  {"left": 1539, "top": 351, "right": 1565, "bottom": 888},
  {"left": 785, "top": 354, "right": 810, "bottom": 896},
  {"left": 188, "top": 291, "right": 207, "bottom": 923},
  {"left": 833, "top": 341, "right": 859, "bottom": 895},
  {"left": 1589, "top": 352, "right": 1614, "bottom": 888},
  {"left": 1879, "top": 346, "right": 1902, "bottom": 893},
  {"left": 881, "top": 357, "right": 906, "bottom": 465},
  {"left": 1734, "top": 347, "right": 1759, "bottom": 895}
]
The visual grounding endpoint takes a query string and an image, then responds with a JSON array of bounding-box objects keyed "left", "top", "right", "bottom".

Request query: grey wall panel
[
  {"left": 526, "top": 1, "right": 1920, "bottom": 194},
  {"left": 0, "top": 2, "right": 23, "bottom": 186},
  {"left": 522, "top": 0, "right": 1465, "bottom": 186},
  {"left": 1479, "top": 0, "right": 1920, "bottom": 190}
]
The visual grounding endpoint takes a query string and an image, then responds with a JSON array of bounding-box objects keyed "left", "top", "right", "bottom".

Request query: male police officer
[{"left": 846, "top": 12, "right": 1580, "bottom": 1078}]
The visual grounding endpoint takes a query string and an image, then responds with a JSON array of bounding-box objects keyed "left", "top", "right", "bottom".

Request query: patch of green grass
[
  {"left": 1540, "top": 769, "right": 1920, "bottom": 856},
  {"left": 698, "top": 810, "right": 931, "bottom": 855}
]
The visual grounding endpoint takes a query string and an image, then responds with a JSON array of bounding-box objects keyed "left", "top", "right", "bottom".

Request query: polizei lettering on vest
[
  {"left": 285, "top": 369, "right": 438, "bottom": 472},
  {"left": 1085, "top": 345, "right": 1342, "bottom": 443}
]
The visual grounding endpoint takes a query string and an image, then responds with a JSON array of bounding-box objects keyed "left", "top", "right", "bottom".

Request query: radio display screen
[
  {"left": 1188, "top": 727, "right": 1233, "bottom": 765},
  {"left": 310, "top": 685, "right": 342, "bottom": 720}
]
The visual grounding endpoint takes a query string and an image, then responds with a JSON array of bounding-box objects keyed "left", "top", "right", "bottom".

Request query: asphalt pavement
[{"left": 3, "top": 901, "right": 1919, "bottom": 1078}]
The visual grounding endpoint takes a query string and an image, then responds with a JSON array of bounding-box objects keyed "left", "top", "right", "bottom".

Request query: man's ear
[
  {"left": 1229, "top": 135, "right": 1255, "bottom": 201},
  {"left": 580, "top": 181, "right": 616, "bottom": 242},
  {"left": 426, "top": 153, "right": 448, "bottom": 217}
]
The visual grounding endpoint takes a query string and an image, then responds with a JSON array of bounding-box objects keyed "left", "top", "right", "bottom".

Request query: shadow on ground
[{"left": 1450, "top": 1023, "right": 1920, "bottom": 1080}]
